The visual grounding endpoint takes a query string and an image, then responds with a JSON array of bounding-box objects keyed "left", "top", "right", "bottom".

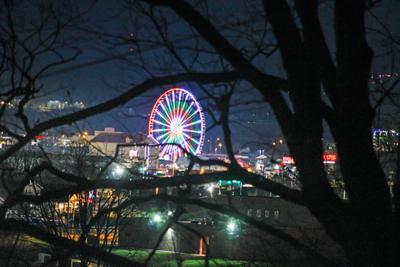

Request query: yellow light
[{"left": 199, "top": 238, "right": 204, "bottom": 256}]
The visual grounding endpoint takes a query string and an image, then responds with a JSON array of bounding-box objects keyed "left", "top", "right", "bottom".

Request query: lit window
[
  {"left": 129, "top": 149, "right": 138, "bottom": 158},
  {"left": 274, "top": 210, "right": 280, "bottom": 218},
  {"left": 247, "top": 209, "right": 252, "bottom": 216},
  {"left": 265, "top": 210, "right": 270, "bottom": 218},
  {"left": 256, "top": 209, "right": 262, "bottom": 218}
]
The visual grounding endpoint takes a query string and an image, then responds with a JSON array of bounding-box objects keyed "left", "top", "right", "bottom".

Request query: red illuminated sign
[
  {"left": 323, "top": 153, "right": 337, "bottom": 164},
  {"left": 282, "top": 153, "right": 337, "bottom": 165},
  {"left": 282, "top": 156, "right": 295, "bottom": 164}
]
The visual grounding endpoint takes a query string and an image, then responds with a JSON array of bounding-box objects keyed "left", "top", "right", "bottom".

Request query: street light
[
  {"left": 225, "top": 218, "right": 240, "bottom": 238},
  {"left": 148, "top": 212, "right": 167, "bottom": 229},
  {"left": 207, "top": 184, "right": 214, "bottom": 193},
  {"left": 152, "top": 213, "right": 163, "bottom": 223},
  {"left": 227, "top": 221, "right": 237, "bottom": 232},
  {"left": 207, "top": 183, "right": 214, "bottom": 197},
  {"left": 112, "top": 164, "right": 125, "bottom": 177}
]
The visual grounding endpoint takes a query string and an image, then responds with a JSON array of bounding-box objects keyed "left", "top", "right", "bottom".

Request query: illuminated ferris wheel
[{"left": 148, "top": 88, "right": 205, "bottom": 159}]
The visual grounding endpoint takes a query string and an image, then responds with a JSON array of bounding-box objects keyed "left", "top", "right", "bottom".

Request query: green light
[
  {"left": 227, "top": 221, "right": 237, "bottom": 232},
  {"left": 225, "top": 218, "right": 240, "bottom": 238},
  {"left": 149, "top": 212, "right": 167, "bottom": 229},
  {"left": 152, "top": 213, "right": 162, "bottom": 223}
]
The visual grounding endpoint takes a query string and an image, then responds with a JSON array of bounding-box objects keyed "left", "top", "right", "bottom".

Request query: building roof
[
  {"left": 131, "top": 132, "right": 158, "bottom": 145},
  {"left": 91, "top": 132, "right": 133, "bottom": 143},
  {"left": 91, "top": 132, "right": 158, "bottom": 145}
]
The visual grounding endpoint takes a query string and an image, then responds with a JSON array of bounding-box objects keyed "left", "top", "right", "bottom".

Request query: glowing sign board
[
  {"left": 323, "top": 152, "right": 337, "bottom": 164},
  {"left": 282, "top": 153, "right": 337, "bottom": 165},
  {"left": 282, "top": 156, "right": 295, "bottom": 164}
]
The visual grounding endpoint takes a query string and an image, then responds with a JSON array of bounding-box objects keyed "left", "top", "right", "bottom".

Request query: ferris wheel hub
[{"left": 170, "top": 121, "right": 182, "bottom": 135}]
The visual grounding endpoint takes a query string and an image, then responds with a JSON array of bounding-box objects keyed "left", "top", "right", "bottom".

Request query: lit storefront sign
[
  {"left": 282, "top": 156, "right": 295, "bottom": 164},
  {"left": 323, "top": 153, "right": 337, "bottom": 164},
  {"left": 282, "top": 153, "right": 337, "bottom": 165}
]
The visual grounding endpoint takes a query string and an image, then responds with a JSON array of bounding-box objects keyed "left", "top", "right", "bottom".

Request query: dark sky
[{"left": 22, "top": 0, "right": 400, "bottom": 150}]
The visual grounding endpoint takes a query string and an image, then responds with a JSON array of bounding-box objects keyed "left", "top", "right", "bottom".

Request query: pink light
[{"left": 148, "top": 88, "right": 205, "bottom": 159}]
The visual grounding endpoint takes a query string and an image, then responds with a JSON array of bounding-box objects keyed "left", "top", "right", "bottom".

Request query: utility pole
[
  {"left": 394, "top": 127, "right": 400, "bottom": 221},
  {"left": 396, "top": 127, "right": 400, "bottom": 187}
]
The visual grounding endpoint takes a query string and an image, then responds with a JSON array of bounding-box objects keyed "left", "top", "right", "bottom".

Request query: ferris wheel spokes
[
  {"left": 148, "top": 88, "right": 205, "bottom": 159},
  {"left": 181, "top": 120, "right": 202, "bottom": 128}
]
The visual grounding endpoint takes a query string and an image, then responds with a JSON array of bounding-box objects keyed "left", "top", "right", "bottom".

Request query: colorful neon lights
[{"left": 148, "top": 88, "right": 205, "bottom": 159}]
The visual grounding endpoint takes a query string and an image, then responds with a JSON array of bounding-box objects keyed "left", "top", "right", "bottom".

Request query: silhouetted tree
[{"left": 1, "top": 0, "right": 400, "bottom": 266}]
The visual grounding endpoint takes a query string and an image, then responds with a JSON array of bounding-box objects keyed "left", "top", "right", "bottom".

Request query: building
[
  {"left": 118, "top": 196, "right": 345, "bottom": 264},
  {"left": 255, "top": 154, "right": 269, "bottom": 174},
  {"left": 0, "top": 134, "right": 17, "bottom": 149},
  {"left": 373, "top": 128, "right": 399, "bottom": 152},
  {"left": 89, "top": 127, "right": 133, "bottom": 156},
  {"left": 89, "top": 127, "right": 159, "bottom": 169}
]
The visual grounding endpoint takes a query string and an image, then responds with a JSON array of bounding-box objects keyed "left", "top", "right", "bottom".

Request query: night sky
[{"left": 20, "top": 0, "right": 400, "bottom": 150}]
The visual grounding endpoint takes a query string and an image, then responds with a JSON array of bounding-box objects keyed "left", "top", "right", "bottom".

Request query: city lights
[{"left": 2, "top": 1, "right": 396, "bottom": 265}]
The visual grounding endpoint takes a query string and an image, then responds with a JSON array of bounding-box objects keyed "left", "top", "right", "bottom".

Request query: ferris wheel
[{"left": 148, "top": 88, "right": 205, "bottom": 160}]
